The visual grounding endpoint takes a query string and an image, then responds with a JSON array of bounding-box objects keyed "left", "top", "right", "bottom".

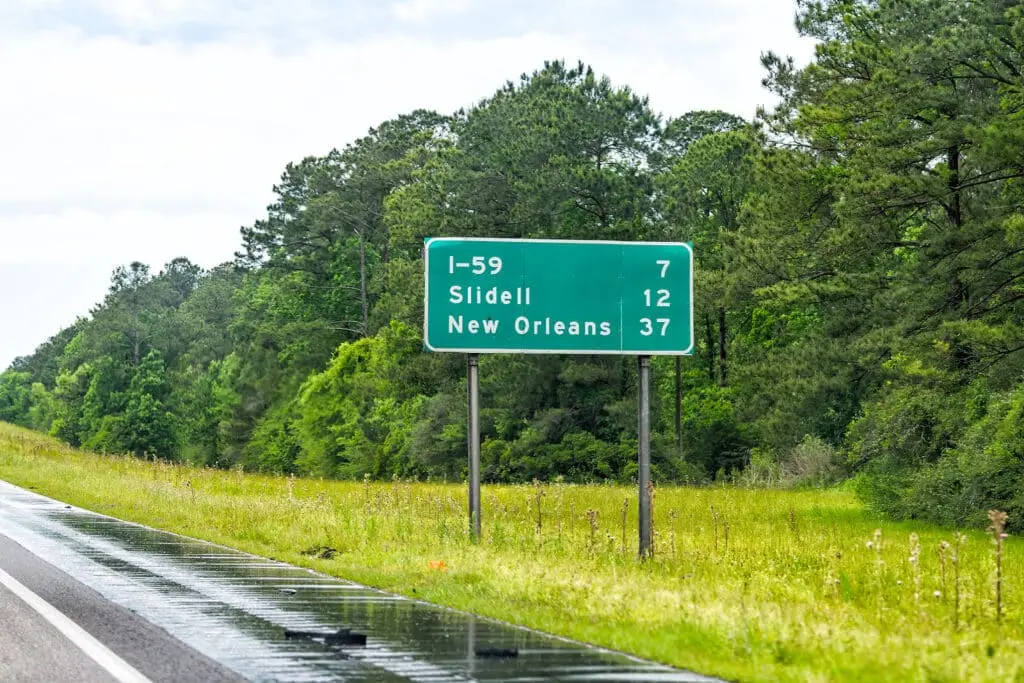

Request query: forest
[{"left": 2, "top": 0, "right": 1024, "bottom": 530}]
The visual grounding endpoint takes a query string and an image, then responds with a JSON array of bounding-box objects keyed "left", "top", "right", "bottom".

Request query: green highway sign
[{"left": 423, "top": 237, "right": 693, "bottom": 355}]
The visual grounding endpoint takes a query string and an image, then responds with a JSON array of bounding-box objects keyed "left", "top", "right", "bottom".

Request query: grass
[{"left": 1, "top": 422, "right": 1022, "bottom": 683}]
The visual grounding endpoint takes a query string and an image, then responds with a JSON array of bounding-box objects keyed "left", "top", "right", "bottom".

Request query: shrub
[{"left": 779, "top": 434, "right": 843, "bottom": 487}]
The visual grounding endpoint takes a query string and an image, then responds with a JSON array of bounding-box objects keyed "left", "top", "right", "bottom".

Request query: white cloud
[
  {"left": 0, "top": 209, "right": 242, "bottom": 267},
  {"left": 390, "top": 0, "right": 475, "bottom": 23},
  {"left": 0, "top": 0, "right": 351, "bottom": 38},
  {"left": 0, "top": 264, "right": 109, "bottom": 362},
  {"left": 0, "top": 29, "right": 594, "bottom": 222},
  {"left": 0, "top": 0, "right": 816, "bottom": 368},
  {"left": 89, "top": 0, "right": 211, "bottom": 28}
]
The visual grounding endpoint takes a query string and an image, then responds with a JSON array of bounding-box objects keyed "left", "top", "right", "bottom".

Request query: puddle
[{"left": 0, "top": 481, "right": 717, "bottom": 682}]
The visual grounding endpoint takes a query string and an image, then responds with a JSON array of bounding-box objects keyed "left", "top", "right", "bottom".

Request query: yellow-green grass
[{"left": 0, "top": 422, "right": 1021, "bottom": 682}]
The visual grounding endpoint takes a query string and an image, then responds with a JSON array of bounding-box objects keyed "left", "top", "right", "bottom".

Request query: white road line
[{"left": 0, "top": 567, "right": 154, "bottom": 683}]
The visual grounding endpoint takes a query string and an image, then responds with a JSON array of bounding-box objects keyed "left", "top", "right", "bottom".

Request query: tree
[
  {"left": 118, "top": 350, "right": 176, "bottom": 459},
  {"left": 0, "top": 371, "right": 32, "bottom": 425},
  {"left": 661, "top": 127, "right": 757, "bottom": 386},
  {"left": 8, "top": 321, "right": 83, "bottom": 387},
  {"left": 743, "top": 0, "right": 1024, "bottom": 515},
  {"left": 102, "top": 262, "right": 156, "bottom": 367}
]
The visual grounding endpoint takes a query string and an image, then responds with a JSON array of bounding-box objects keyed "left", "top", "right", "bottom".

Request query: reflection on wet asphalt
[{"left": 0, "top": 481, "right": 717, "bottom": 682}]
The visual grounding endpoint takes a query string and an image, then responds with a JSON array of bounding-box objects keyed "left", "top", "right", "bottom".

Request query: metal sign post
[
  {"left": 638, "top": 356, "right": 652, "bottom": 559},
  {"left": 675, "top": 356, "right": 682, "bottom": 454},
  {"left": 467, "top": 353, "right": 481, "bottom": 542}
]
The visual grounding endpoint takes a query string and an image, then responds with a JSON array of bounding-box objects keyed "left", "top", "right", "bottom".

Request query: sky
[{"left": 0, "top": 0, "right": 817, "bottom": 371}]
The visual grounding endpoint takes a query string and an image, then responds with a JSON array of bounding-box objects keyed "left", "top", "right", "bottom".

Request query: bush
[
  {"left": 502, "top": 430, "right": 635, "bottom": 484},
  {"left": 779, "top": 434, "right": 843, "bottom": 487},
  {"left": 0, "top": 371, "right": 32, "bottom": 426},
  {"left": 847, "top": 385, "right": 962, "bottom": 519},
  {"left": 852, "top": 382, "right": 1024, "bottom": 530},
  {"left": 678, "top": 385, "right": 750, "bottom": 477},
  {"left": 736, "top": 447, "right": 780, "bottom": 488},
  {"left": 901, "top": 388, "right": 1024, "bottom": 530}
]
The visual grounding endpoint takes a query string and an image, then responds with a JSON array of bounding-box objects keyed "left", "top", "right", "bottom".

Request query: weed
[
  {"left": 586, "top": 508, "right": 599, "bottom": 553},
  {"left": 711, "top": 504, "right": 720, "bottom": 554},
  {"left": 909, "top": 533, "right": 921, "bottom": 617},
  {"left": 668, "top": 509, "right": 678, "bottom": 560},
  {"left": 938, "top": 540, "right": 950, "bottom": 603},
  {"left": 869, "top": 528, "right": 884, "bottom": 619},
  {"left": 0, "top": 423, "right": 1021, "bottom": 683},
  {"left": 953, "top": 532, "right": 966, "bottom": 630},
  {"left": 620, "top": 497, "right": 628, "bottom": 554},
  {"left": 987, "top": 510, "right": 1008, "bottom": 623}
]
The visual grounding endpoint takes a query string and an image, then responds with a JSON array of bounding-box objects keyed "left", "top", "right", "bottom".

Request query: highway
[
  {"left": 0, "top": 480, "right": 715, "bottom": 682},
  {"left": 0, "top": 533, "right": 244, "bottom": 683}
]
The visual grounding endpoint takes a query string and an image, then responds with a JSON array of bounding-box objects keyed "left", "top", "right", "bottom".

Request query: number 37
[{"left": 640, "top": 318, "right": 670, "bottom": 336}]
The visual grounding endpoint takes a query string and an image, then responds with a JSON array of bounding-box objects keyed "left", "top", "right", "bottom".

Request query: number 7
[{"left": 657, "top": 260, "right": 670, "bottom": 277}]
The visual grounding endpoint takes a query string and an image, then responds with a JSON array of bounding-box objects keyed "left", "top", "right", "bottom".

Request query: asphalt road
[
  {"left": 0, "top": 533, "right": 246, "bottom": 683},
  {"left": 0, "top": 479, "right": 714, "bottom": 683}
]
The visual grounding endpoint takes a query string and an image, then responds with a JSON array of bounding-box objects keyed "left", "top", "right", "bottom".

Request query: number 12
[{"left": 644, "top": 289, "right": 670, "bottom": 307}]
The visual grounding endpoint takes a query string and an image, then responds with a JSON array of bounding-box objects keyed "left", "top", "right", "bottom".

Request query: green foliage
[
  {"left": 0, "top": 371, "right": 32, "bottom": 426},
  {"left": 677, "top": 385, "right": 750, "bottom": 476},
  {"left": 26, "top": 383, "right": 55, "bottom": 432},
  {"left": 483, "top": 429, "right": 636, "bottom": 483},
  {"left": 244, "top": 400, "right": 301, "bottom": 474},
  {"left": 856, "top": 385, "right": 1024, "bottom": 530},
  {"left": 5, "top": 424, "right": 1024, "bottom": 683},
  {"left": 779, "top": 434, "right": 844, "bottom": 487},
  {"left": 410, "top": 392, "right": 466, "bottom": 479},
  {"left": 5, "top": 18, "right": 1024, "bottom": 530},
  {"left": 117, "top": 350, "right": 176, "bottom": 459},
  {"left": 295, "top": 321, "right": 427, "bottom": 478},
  {"left": 744, "top": 0, "right": 1024, "bottom": 524},
  {"left": 49, "top": 362, "right": 91, "bottom": 447}
]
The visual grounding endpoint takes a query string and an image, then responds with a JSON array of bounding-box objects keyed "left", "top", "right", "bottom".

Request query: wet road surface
[
  {"left": 0, "top": 480, "right": 717, "bottom": 682},
  {"left": 0, "top": 532, "right": 244, "bottom": 683},
  {"left": 0, "top": 574, "right": 120, "bottom": 683}
]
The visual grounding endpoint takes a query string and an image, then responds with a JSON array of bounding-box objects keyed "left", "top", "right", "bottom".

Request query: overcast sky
[{"left": 0, "top": 0, "right": 816, "bottom": 370}]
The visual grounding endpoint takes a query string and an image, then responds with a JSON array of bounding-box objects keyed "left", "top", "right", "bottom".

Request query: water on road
[{"left": 0, "top": 480, "right": 716, "bottom": 682}]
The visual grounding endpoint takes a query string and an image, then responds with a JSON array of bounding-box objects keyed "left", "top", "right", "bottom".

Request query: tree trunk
[
  {"left": 946, "top": 145, "right": 968, "bottom": 311},
  {"left": 946, "top": 145, "right": 961, "bottom": 231},
  {"left": 377, "top": 190, "right": 389, "bottom": 267},
  {"left": 718, "top": 307, "right": 727, "bottom": 387},
  {"left": 705, "top": 311, "right": 716, "bottom": 382},
  {"left": 359, "top": 231, "right": 369, "bottom": 336}
]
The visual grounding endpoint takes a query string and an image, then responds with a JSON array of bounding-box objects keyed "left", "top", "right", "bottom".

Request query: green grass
[{"left": 1, "top": 422, "right": 1022, "bottom": 682}]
